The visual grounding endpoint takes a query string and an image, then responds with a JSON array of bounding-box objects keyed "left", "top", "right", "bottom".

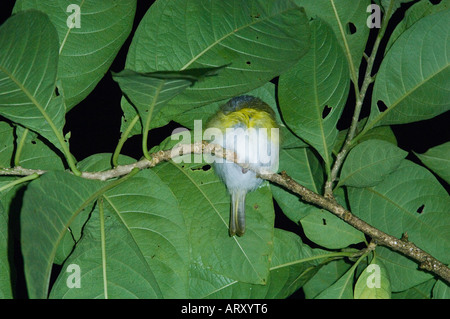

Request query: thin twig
[{"left": 324, "top": 0, "right": 395, "bottom": 198}]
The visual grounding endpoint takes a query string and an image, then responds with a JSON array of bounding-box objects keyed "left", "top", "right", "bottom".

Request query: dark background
[{"left": 1, "top": 0, "right": 449, "bottom": 299}]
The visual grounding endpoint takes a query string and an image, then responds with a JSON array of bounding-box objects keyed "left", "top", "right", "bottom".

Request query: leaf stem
[
  {"left": 112, "top": 114, "right": 140, "bottom": 167},
  {"left": 0, "top": 173, "right": 39, "bottom": 193},
  {"left": 324, "top": 0, "right": 395, "bottom": 198},
  {"left": 142, "top": 84, "right": 163, "bottom": 160},
  {"left": 14, "top": 127, "right": 29, "bottom": 167}
]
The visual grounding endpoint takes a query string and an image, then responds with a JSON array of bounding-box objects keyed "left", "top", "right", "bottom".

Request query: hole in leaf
[
  {"left": 429, "top": 0, "right": 441, "bottom": 4},
  {"left": 346, "top": 22, "right": 357, "bottom": 35},
  {"left": 416, "top": 204, "right": 425, "bottom": 214},
  {"left": 191, "top": 164, "right": 211, "bottom": 172},
  {"left": 246, "top": 61, "right": 251, "bottom": 65},
  {"left": 322, "top": 105, "right": 332, "bottom": 119},
  {"left": 377, "top": 100, "right": 388, "bottom": 112},
  {"left": 31, "top": 140, "right": 36, "bottom": 145},
  {"left": 55, "top": 87, "right": 60, "bottom": 96},
  {"left": 322, "top": 218, "right": 327, "bottom": 226}
]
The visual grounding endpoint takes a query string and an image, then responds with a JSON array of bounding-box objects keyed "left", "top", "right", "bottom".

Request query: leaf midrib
[
  {"left": 169, "top": 160, "right": 264, "bottom": 283},
  {"left": 180, "top": 3, "right": 300, "bottom": 70}
]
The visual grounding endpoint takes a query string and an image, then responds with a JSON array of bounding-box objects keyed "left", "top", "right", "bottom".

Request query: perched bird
[{"left": 207, "top": 95, "right": 280, "bottom": 236}]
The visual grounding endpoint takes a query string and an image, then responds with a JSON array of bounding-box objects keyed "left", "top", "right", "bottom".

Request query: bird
[{"left": 206, "top": 95, "right": 280, "bottom": 236}]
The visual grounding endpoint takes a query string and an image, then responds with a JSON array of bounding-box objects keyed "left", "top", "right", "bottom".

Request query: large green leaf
[
  {"left": 113, "top": 68, "right": 221, "bottom": 147},
  {"left": 0, "top": 11, "right": 66, "bottom": 153},
  {"left": 278, "top": 18, "right": 349, "bottom": 170},
  {"left": 414, "top": 142, "right": 450, "bottom": 184},
  {"left": 363, "top": 9, "right": 450, "bottom": 131},
  {"left": 338, "top": 139, "right": 407, "bottom": 188},
  {"left": 190, "top": 229, "right": 329, "bottom": 298},
  {"left": 348, "top": 160, "right": 450, "bottom": 290},
  {"left": 153, "top": 160, "right": 275, "bottom": 285},
  {"left": 386, "top": 0, "right": 450, "bottom": 52},
  {"left": 126, "top": 0, "right": 310, "bottom": 119},
  {"left": 49, "top": 204, "right": 162, "bottom": 299},
  {"left": 354, "top": 256, "right": 391, "bottom": 299},
  {"left": 376, "top": 246, "right": 433, "bottom": 291},
  {"left": 21, "top": 171, "right": 107, "bottom": 298},
  {"left": 48, "top": 155, "right": 182, "bottom": 298},
  {"left": 299, "top": 206, "right": 365, "bottom": 250},
  {"left": 315, "top": 259, "right": 358, "bottom": 299},
  {"left": 100, "top": 169, "right": 187, "bottom": 298},
  {"left": 295, "top": 0, "right": 371, "bottom": 73},
  {"left": 303, "top": 259, "right": 351, "bottom": 298},
  {"left": 13, "top": 0, "right": 137, "bottom": 109}
]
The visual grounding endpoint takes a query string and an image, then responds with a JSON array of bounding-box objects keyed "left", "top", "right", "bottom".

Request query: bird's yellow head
[{"left": 207, "top": 95, "right": 279, "bottom": 145}]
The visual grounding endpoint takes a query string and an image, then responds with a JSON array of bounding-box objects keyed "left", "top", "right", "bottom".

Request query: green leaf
[
  {"left": 278, "top": 18, "right": 349, "bottom": 170},
  {"left": 14, "top": 0, "right": 137, "bottom": 109},
  {"left": 414, "top": 142, "right": 450, "bottom": 184},
  {"left": 295, "top": 0, "right": 371, "bottom": 74},
  {"left": 14, "top": 126, "right": 65, "bottom": 170},
  {"left": 113, "top": 68, "right": 221, "bottom": 141},
  {"left": 153, "top": 160, "right": 275, "bottom": 285},
  {"left": 303, "top": 259, "right": 352, "bottom": 298},
  {"left": 0, "top": 11, "right": 66, "bottom": 153},
  {"left": 126, "top": 0, "right": 310, "bottom": 116},
  {"left": 364, "top": 9, "right": 450, "bottom": 131},
  {"left": 0, "top": 202, "right": 12, "bottom": 298},
  {"left": 101, "top": 169, "right": 187, "bottom": 298},
  {"left": 392, "top": 279, "right": 435, "bottom": 299},
  {"left": 49, "top": 205, "right": 162, "bottom": 299},
  {"left": 433, "top": 280, "right": 450, "bottom": 299},
  {"left": 376, "top": 247, "right": 433, "bottom": 291},
  {"left": 386, "top": 0, "right": 450, "bottom": 52},
  {"left": 300, "top": 208, "right": 365, "bottom": 250},
  {"left": 271, "top": 147, "right": 324, "bottom": 223},
  {"left": 354, "top": 256, "right": 391, "bottom": 299},
  {"left": 333, "top": 117, "right": 398, "bottom": 156},
  {"left": 21, "top": 171, "right": 105, "bottom": 298},
  {"left": 190, "top": 229, "right": 329, "bottom": 298},
  {"left": 348, "top": 160, "right": 450, "bottom": 290},
  {"left": 338, "top": 140, "right": 407, "bottom": 188},
  {"left": 315, "top": 258, "right": 360, "bottom": 299}
]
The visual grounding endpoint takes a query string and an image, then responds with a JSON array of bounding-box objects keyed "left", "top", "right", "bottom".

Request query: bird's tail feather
[{"left": 230, "top": 190, "right": 246, "bottom": 236}]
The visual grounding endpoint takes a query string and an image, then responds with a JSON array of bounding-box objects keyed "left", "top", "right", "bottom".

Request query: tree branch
[{"left": 1, "top": 141, "right": 449, "bottom": 284}]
